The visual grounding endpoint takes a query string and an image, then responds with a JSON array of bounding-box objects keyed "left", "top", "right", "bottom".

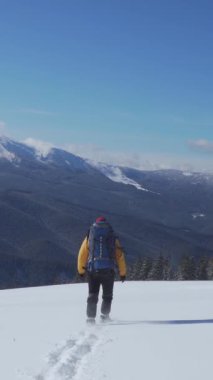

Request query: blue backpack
[{"left": 87, "top": 221, "right": 116, "bottom": 272}]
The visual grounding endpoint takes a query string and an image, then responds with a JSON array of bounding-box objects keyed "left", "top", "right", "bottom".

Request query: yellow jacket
[{"left": 78, "top": 237, "right": 127, "bottom": 276}]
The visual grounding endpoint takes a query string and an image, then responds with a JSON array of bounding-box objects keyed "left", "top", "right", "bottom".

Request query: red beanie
[{"left": 96, "top": 216, "right": 106, "bottom": 223}]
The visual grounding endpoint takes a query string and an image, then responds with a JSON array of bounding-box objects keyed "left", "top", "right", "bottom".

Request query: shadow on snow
[{"left": 108, "top": 319, "right": 213, "bottom": 326}]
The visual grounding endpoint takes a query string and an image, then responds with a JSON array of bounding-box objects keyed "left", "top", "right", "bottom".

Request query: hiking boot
[
  {"left": 86, "top": 317, "right": 96, "bottom": 325},
  {"left": 100, "top": 314, "right": 111, "bottom": 322}
]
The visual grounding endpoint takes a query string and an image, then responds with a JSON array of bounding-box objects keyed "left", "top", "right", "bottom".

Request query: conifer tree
[
  {"left": 207, "top": 258, "right": 213, "bottom": 280},
  {"left": 140, "top": 257, "right": 153, "bottom": 280},
  {"left": 148, "top": 255, "right": 165, "bottom": 280},
  {"left": 197, "top": 256, "right": 208, "bottom": 280},
  {"left": 178, "top": 255, "right": 196, "bottom": 280}
]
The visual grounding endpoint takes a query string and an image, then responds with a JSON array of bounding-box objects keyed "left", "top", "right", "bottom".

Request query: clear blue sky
[{"left": 0, "top": 0, "right": 213, "bottom": 170}]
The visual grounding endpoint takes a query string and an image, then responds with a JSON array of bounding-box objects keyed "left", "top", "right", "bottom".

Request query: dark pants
[{"left": 87, "top": 269, "right": 115, "bottom": 318}]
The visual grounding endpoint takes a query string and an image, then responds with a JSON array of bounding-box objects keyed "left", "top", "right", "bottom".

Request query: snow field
[{"left": 0, "top": 281, "right": 213, "bottom": 380}]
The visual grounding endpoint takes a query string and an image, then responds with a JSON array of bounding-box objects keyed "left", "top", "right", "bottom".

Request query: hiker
[{"left": 77, "top": 216, "right": 126, "bottom": 322}]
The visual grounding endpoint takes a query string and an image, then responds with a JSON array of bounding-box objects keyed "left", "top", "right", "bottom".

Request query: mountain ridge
[{"left": 0, "top": 136, "right": 213, "bottom": 288}]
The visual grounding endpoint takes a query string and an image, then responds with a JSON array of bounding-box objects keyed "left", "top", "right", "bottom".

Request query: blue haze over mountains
[{"left": 0, "top": 137, "right": 213, "bottom": 288}]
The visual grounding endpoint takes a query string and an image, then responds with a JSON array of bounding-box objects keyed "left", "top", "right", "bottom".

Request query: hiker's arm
[
  {"left": 115, "top": 239, "right": 127, "bottom": 277},
  {"left": 77, "top": 237, "right": 89, "bottom": 275}
]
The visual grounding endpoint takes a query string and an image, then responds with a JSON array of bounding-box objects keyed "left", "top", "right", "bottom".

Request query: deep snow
[{"left": 0, "top": 281, "right": 213, "bottom": 380}]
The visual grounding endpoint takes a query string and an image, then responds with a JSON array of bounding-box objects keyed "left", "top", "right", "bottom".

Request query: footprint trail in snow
[{"left": 34, "top": 326, "right": 106, "bottom": 380}]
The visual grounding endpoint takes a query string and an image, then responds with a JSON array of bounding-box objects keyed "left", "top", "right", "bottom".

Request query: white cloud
[
  {"left": 0, "top": 146, "right": 15, "bottom": 161},
  {"left": 23, "top": 138, "right": 53, "bottom": 158},
  {"left": 188, "top": 139, "right": 213, "bottom": 153},
  {"left": 65, "top": 143, "right": 213, "bottom": 173}
]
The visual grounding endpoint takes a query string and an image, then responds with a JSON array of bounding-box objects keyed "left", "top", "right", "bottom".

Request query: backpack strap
[{"left": 87, "top": 225, "right": 96, "bottom": 271}]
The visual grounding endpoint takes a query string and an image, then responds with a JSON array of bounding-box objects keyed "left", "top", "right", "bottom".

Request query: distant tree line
[
  {"left": 72, "top": 254, "right": 213, "bottom": 283},
  {"left": 126, "top": 255, "right": 213, "bottom": 281},
  {"left": 4, "top": 254, "right": 213, "bottom": 290}
]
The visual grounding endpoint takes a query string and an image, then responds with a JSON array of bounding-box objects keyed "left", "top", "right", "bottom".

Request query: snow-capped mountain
[
  {"left": 0, "top": 136, "right": 92, "bottom": 172},
  {"left": 1, "top": 136, "right": 213, "bottom": 192},
  {"left": 0, "top": 136, "right": 154, "bottom": 189},
  {"left": 1, "top": 136, "right": 213, "bottom": 289}
]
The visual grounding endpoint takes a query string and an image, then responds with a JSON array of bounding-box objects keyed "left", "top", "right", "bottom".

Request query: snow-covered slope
[
  {"left": 1, "top": 281, "right": 213, "bottom": 380},
  {"left": 88, "top": 161, "right": 151, "bottom": 191}
]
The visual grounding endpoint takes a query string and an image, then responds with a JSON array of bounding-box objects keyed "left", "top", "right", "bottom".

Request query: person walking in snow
[{"left": 77, "top": 216, "right": 126, "bottom": 323}]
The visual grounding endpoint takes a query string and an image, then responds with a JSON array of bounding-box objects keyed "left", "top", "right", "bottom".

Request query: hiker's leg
[
  {"left": 87, "top": 273, "right": 100, "bottom": 318},
  {"left": 101, "top": 270, "right": 115, "bottom": 316}
]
